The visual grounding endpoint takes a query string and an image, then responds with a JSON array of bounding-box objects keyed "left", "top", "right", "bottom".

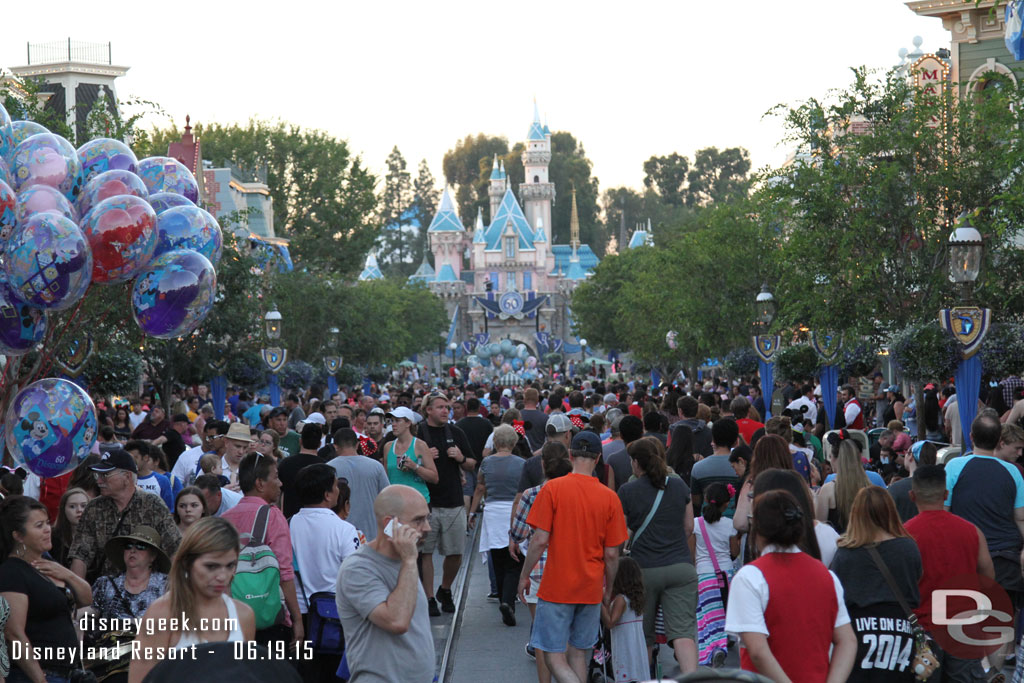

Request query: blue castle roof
[
  {"left": 435, "top": 263, "right": 459, "bottom": 282},
  {"left": 358, "top": 252, "right": 383, "bottom": 281},
  {"left": 427, "top": 188, "right": 465, "bottom": 232},
  {"left": 550, "top": 245, "right": 598, "bottom": 276},
  {"left": 408, "top": 258, "right": 435, "bottom": 284},
  {"left": 485, "top": 189, "right": 536, "bottom": 251},
  {"left": 489, "top": 155, "right": 501, "bottom": 180},
  {"left": 527, "top": 101, "right": 546, "bottom": 141}
]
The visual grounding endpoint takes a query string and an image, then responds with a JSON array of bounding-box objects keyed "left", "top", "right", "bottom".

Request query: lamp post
[
  {"left": 323, "top": 326, "right": 342, "bottom": 399},
  {"left": 751, "top": 285, "right": 780, "bottom": 420},
  {"left": 261, "top": 306, "right": 287, "bottom": 406},
  {"left": 939, "top": 213, "right": 990, "bottom": 452}
]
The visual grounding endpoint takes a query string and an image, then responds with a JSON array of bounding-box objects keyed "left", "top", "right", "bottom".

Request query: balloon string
[{"left": 37, "top": 289, "right": 90, "bottom": 379}]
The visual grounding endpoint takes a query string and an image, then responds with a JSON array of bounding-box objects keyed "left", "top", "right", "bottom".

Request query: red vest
[
  {"left": 845, "top": 398, "right": 864, "bottom": 429},
  {"left": 741, "top": 551, "right": 838, "bottom": 682}
]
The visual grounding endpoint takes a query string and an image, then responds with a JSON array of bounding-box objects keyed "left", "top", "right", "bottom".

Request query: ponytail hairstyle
[
  {"left": 627, "top": 436, "right": 668, "bottom": 490},
  {"left": 751, "top": 489, "right": 806, "bottom": 550},
  {"left": 702, "top": 483, "right": 732, "bottom": 523}
]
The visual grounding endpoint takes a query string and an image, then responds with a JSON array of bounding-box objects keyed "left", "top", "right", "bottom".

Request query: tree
[
  {"left": 757, "top": 67, "right": 1024, "bottom": 339},
  {"left": 643, "top": 153, "right": 689, "bottom": 205},
  {"left": 442, "top": 134, "right": 509, "bottom": 220},
  {"left": 410, "top": 160, "right": 440, "bottom": 265},
  {"left": 378, "top": 146, "right": 414, "bottom": 275},
  {"left": 140, "top": 121, "right": 378, "bottom": 276},
  {"left": 1, "top": 76, "right": 73, "bottom": 141},
  {"left": 686, "top": 147, "right": 751, "bottom": 207}
]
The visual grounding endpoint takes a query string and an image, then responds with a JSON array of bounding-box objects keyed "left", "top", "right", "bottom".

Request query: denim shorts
[{"left": 529, "top": 599, "right": 600, "bottom": 653}]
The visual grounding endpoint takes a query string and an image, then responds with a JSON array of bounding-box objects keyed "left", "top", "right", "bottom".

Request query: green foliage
[
  {"left": 227, "top": 352, "right": 267, "bottom": 392},
  {"left": 410, "top": 160, "right": 440, "bottom": 266},
  {"left": 442, "top": 134, "right": 509, "bottom": 220},
  {"left": 890, "top": 320, "right": 961, "bottom": 382},
  {"left": 643, "top": 147, "right": 750, "bottom": 209},
  {"left": 378, "top": 146, "right": 415, "bottom": 275},
  {"left": 724, "top": 347, "right": 759, "bottom": 377},
  {"left": 83, "top": 348, "right": 143, "bottom": 397},
  {"left": 980, "top": 322, "right": 1024, "bottom": 379},
  {"left": 643, "top": 153, "right": 689, "bottom": 205},
  {"left": 278, "top": 361, "right": 315, "bottom": 392},
  {"left": 775, "top": 344, "right": 821, "bottom": 383},
  {"left": 758, "top": 67, "right": 1024, "bottom": 337},
  {"left": 140, "top": 120, "right": 378, "bottom": 276},
  {"left": 839, "top": 341, "right": 880, "bottom": 379},
  {"left": 0, "top": 76, "right": 73, "bottom": 140}
]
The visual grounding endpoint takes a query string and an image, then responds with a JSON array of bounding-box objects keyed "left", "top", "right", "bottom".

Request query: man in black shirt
[
  {"left": 456, "top": 397, "right": 493, "bottom": 507},
  {"left": 417, "top": 393, "right": 475, "bottom": 615},
  {"left": 277, "top": 423, "right": 326, "bottom": 518},
  {"left": 152, "top": 413, "right": 189, "bottom": 467}
]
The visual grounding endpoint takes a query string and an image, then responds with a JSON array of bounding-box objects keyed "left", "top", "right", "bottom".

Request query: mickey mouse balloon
[
  {"left": 5, "top": 378, "right": 98, "bottom": 478},
  {"left": 131, "top": 248, "right": 215, "bottom": 339}
]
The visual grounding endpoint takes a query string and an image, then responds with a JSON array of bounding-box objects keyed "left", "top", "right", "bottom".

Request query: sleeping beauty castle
[{"left": 360, "top": 104, "right": 600, "bottom": 360}]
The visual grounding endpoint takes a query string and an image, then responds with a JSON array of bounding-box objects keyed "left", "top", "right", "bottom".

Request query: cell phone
[{"left": 384, "top": 519, "right": 402, "bottom": 538}]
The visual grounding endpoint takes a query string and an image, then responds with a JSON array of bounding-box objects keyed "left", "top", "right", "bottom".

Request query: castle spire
[{"left": 570, "top": 185, "right": 580, "bottom": 254}]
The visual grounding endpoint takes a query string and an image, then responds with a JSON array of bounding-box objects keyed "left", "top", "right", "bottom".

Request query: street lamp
[
  {"left": 261, "top": 306, "right": 287, "bottom": 406},
  {"left": 948, "top": 213, "right": 983, "bottom": 284},
  {"left": 751, "top": 285, "right": 780, "bottom": 420},
  {"left": 579, "top": 338, "right": 588, "bottom": 363}
]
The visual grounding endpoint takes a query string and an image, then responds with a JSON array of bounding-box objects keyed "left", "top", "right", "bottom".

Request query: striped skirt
[{"left": 696, "top": 570, "right": 733, "bottom": 665}]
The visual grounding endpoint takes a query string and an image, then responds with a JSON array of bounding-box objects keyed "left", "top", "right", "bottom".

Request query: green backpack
[{"left": 231, "top": 504, "right": 284, "bottom": 629}]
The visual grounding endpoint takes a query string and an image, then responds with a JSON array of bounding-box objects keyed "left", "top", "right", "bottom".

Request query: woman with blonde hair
[
  {"left": 815, "top": 436, "right": 874, "bottom": 533},
  {"left": 829, "top": 487, "right": 921, "bottom": 682},
  {"left": 128, "top": 517, "right": 255, "bottom": 683}
]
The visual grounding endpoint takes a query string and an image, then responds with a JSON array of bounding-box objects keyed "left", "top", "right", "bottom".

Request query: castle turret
[
  {"left": 488, "top": 154, "right": 506, "bottom": 222},
  {"left": 520, "top": 101, "right": 555, "bottom": 238},
  {"left": 427, "top": 187, "right": 466, "bottom": 283}
]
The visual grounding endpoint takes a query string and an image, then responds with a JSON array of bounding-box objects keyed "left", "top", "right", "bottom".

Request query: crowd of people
[{"left": 0, "top": 370, "right": 1021, "bottom": 682}]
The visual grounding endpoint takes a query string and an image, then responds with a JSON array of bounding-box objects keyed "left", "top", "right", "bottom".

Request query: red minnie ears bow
[
  {"left": 568, "top": 414, "right": 586, "bottom": 430},
  {"left": 512, "top": 420, "right": 526, "bottom": 437},
  {"left": 358, "top": 436, "right": 377, "bottom": 457}
]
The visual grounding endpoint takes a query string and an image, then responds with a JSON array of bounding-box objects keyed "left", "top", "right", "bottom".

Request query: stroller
[{"left": 587, "top": 606, "right": 668, "bottom": 682}]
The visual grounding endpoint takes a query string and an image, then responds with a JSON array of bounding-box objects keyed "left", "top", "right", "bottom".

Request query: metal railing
[
  {"left": 227, "top": 161, "right": 268, "bottom": 185},
  {"left": 26, "top": 40, "right": 112, "bottom": 66}
]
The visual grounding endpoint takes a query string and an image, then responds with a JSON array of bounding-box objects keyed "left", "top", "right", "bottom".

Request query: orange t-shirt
[{"left": 526, "top": 472, "right": 629, "bottom": 604}]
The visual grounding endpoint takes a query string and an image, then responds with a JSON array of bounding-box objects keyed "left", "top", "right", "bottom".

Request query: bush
[
  {"left": 775, "top": 344, "right": 820, "bottom": 383},
  {"left": 84, "top": 347, "right": 143, "bottom": 396},
  {"left": 839, "top": 340, "right": 879, "bottom": 379},
  {"left": 724, "top": 346, "right": 759, "bottom": 377},
  {"left": 278, "top": 361, "right": 314, "bottom": 392},
  {"left": 890, "top": 320, "right": 961, "bottom": 382},
  {"left": 227, "top": 352, "right": 267, "bottom": 391},
  {"left": 980, "top": 322, "right": 1024, "bottom": 379}
]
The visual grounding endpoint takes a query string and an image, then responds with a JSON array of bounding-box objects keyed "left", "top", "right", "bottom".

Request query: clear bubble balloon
[
  {"left": 0, "top": 180, "right": 15, "bottom": 242},
  {"left": 0, "top": 104, "right": 12, "bottom": 163},
  {"left": 77, "top": 169, "right": 149, "bottom": 219},
  {"left": 500, "top": 339, "right": 514, "bottom": 355},
  {"left": 5, "top": 378, "right": 98, "bottom": 478},
  {"left": 476, "top": 345, "right": 491, "bottom": 359},
  {"left": 136, "top": 156, "right": 199, "bottom": 203},
  {"left": 77, "top": 137, "right": 138, "bottom": 186},
  {"left": 9, "top": 121, "right": 48, "bottom": 153},
  {"left": 4, "top": 212, "right": 92, "bottom": 309},
  {"left": 516, "top": 344, "right": 529, "bottom": 360},
  {"left": 10, "top": 133, "right": 83, "bottom": 201},
  {"left": 131, "top": 248, "right": 215, "bottom": 339},
  {"left": 466, "top": 355, "right": 481, "bottom": 368},
  {"left": 148, "top": 191, "right": 194, "bottom": 215},
  {"left": 0, "top": 157, "right": 11, "bottom": 187},
  {"left": 81, "top": 195, "right": 158, "bottom": 284},
  {"left": 154, "top": 204, "right": 223, "bottom": 264},
  {"left": 0, "top": 272, "right": 46, "bottom": 355},
  {"left": 16, "top": 185, "right": 78, "bottom": 226}
]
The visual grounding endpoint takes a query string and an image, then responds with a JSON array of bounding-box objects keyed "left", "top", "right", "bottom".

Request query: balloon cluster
[
  {"left": 465, "top": 340, "right": 539, "bottom": 383},
  {"left": 0, "top": 104, "right": 224, "bottom": 477}
]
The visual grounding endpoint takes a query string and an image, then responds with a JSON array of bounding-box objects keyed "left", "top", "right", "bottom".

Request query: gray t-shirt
[
  {"left": 887, "top": 478, "right": 917, "bottom": 523},
  {"left": 520, "top": 409, "right": 549, "bottom": 451},
  {"left": 603, "top": 440, "right": 630, "bottom": 492},
  {"left": 480, "top": 454, "right": 525, "bottom": 501},
  {"left": 618, "top": 476, "right": 692, "bottom": 569},
  {"left": 336, "top": 545, "right": 434, "bottom": 683},
  {"left": 327, "top": 455, "right": 390, "bottom": 541}
]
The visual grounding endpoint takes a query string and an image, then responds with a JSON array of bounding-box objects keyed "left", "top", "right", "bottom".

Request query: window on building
[
  {"left": 533, "top": 175, "right": 540, "bottom": 183},
  {"left": 506, "top": 271, "right": 516, "bottom": 291},
  {"left": 505, "top": 237, "right": 515, "bottom": 259},
  {"left": 490, "top": 272, "right": 499, "bottom": 290},
  {"left": 523, "top": 271, "right": 532, "bottom": 290}
]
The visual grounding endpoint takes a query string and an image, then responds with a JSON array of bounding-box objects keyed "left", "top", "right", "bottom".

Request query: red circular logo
[{"left": 927, "top": 573, "right": 1013, "bottom": 659}]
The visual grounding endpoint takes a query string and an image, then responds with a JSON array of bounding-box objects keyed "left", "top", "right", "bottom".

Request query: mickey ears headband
[
  {"left": 0, "top": 466, "right": 27, "bottom": 480},
  {"left": 826, "top": 429, "right": 851, "bottom": 448}
]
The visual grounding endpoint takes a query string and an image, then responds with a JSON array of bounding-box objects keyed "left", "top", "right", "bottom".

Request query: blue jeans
[
  {"left": 7, "top": 666, "right": 69, "bottom": 683},
  {"left": 529, "top": 599, "right": 600, "bottom": 653}
]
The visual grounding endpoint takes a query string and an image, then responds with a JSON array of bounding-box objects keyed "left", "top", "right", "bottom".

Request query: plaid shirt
[
  {"left": 1002, "top": 377, "right": 1024, "bottom": 408},
  {"left": 509, "top": 483, "right": 546, "bottom": 582}
]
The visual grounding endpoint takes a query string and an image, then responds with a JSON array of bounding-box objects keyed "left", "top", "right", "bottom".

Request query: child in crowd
[
  {"left": 693, "top": 482, "right": 740, "bottom": 667},
  {"left": 601, "top": 556, "right": 648, "bottom": 683},
  {"left": 198, "top": 453, "right": 228, "bottom": 487}
]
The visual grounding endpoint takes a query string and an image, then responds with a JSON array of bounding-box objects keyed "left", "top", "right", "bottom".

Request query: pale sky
[{"left": 3, "top": 1, "right": 951, "bottom": 194}]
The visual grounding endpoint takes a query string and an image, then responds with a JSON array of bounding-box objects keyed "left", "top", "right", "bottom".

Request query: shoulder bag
[
  {"left": 697, "top": 517, "right": 730, "bottom": 609},
  {"left": 865, "top": 544, "right": 940, "bottom": 681},
  {"left": 624, "top": 477, "right": 668, "bottom": 556}
]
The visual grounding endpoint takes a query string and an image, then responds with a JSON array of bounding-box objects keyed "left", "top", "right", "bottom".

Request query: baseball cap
[
  {"left": 603, "top": 393, "right": 618, "bottom": 404},
  {"left": 885, "top": 385, "right": 899, "bottom": 394},
  {"left": 571, "top": 431, "right": 603, "bottom": 455},
  {"left": 545, "top": 413, "right": 573, "bottom": 436},
  {"left": 297, "top": 412, "right": 325, "bottom": 429},
  {"left": 172, "top": 413, "right": 190, "bottom": 424},
  {"left": 90, "top": 448, "right": 138, "bottom": 474},
  {"left": 387, "top": 406, "right": 421, "bottom": 423},
  {"left": 267, "top": 406, "right": 289, "bottom": 420}
]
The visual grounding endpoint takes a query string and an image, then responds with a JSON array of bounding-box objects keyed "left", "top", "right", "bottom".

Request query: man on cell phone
[{"left": 336, "top": 485, "right": 434, "bottom": 683}]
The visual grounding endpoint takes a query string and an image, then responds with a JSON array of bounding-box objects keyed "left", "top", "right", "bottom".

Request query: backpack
[{"left": 231, "top": 504, "right": 284, "bottom": 629}]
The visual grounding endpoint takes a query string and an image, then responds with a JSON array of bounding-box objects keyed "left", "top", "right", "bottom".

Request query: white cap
[
  {"left": 297, "top": 412, "right": 325, "bottom": 429},
  {"left": 387, "top": 406, "right": 421, "bottom": 423}
]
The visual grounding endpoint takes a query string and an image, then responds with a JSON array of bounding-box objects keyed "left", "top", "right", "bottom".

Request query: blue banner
[
  {"left": 268, "top": 374, "right": 280, "bottom": 407},
  {"left": 327, "top": 375, "right": 338, "bottom": 398},
  {"left": 759, "top": 359, "right": 774, "bottom": 421},
  {"left": 956, "top": 354, "right": 983, "bottom": 452},
  {"left": 211, "top": 375, "right": 227, "bottom": 420},
  {"left": 819, "top": 364, "right": 838, "bottom": 430}
]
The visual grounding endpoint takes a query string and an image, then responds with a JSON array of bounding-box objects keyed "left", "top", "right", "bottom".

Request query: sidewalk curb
[{"left": 438, "top": 522, "right": 480, "bottom": 683}]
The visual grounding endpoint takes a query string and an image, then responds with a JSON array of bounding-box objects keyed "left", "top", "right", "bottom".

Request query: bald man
[{"left": 335, "top": 486, "right": 434, "bottom": 682}]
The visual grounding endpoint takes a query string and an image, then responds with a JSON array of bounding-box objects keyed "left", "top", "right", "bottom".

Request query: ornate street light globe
[
  {"left": 329, "top": 327, "right": 340, "bottom": 349},
  {"left": 580, "top": 338, "right": 588, "bottom": 348},
  {"left": 754, "top": 286, "right": 776, "bottom": 331},
  {"left": 264, "top": 307, "right": 283, "bottom": 340},
  {"left": 948, "top": 214, "right": 983, "bottom": 283}
]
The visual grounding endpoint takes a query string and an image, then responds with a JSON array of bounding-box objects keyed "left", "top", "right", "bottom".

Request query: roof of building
[
  {"left": 628, "top": 230, "right": 652, "bottom": 249},
  {"left": 489, "top": 154, "right": 501, "bottom": 180},
  {"left": 167, "top": 115, "right": 201, "bottom": 176},
  {"left": 358, "top": 252, "right": 383, "bottom": 281},
  {"left": 435, "top": 263, "right": 459, "bottom": 282},
  {"left": 564, "top": 255, "right": 588, "bottom": 281},
  {"left": 550, "top": 244, "right": 598, "bottom": 276},
  {"left": 527, "top": 101, "right": 546, "bottom": 142},
  {"left": 427, "top": 188, "right": 465, "bottom": 232},
  {"left": 533, "top": 220, "right": 547, "bottom": 243},
  {"left": 485, "top": 188, "right": 536, "bottom": 251},
  {"left": 473, "top": 208, "right": 486, "bottom": 244},
  {"left": 408, "top": 258, "right": 435, "bottom": 283}
]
